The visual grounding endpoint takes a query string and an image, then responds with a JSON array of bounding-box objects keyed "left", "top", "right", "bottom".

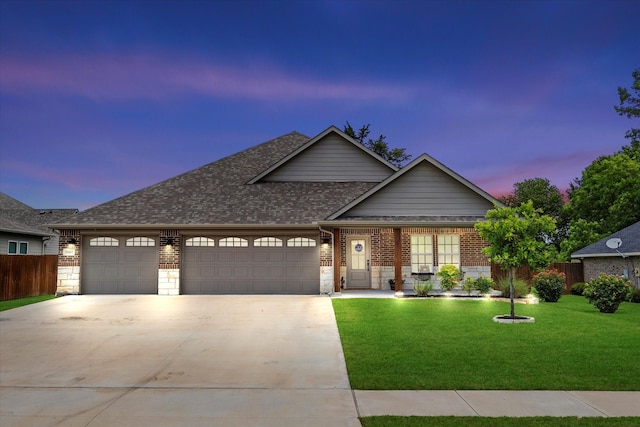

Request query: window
[
  {"left": 8, "top": 241, "right": 28, "bottom": 255},
  {"left": 410, "top": 235, "right": 433, "bottom": 273},
  {"left": 438, "top": 234, "right": 460, "bottom": 266},
  {"left": 185, "top": 237, "right": 215, "bottom": 247},
  {"left": 287, "top": 237, "right": 316, "bottom": 247},
  {"left": 89, "top": 237, "right": 119, "bottom": 246},
  {"left": 126, "top": 237, "right": 156, "bottom": 247},
  {"left": 219, "top": 237, "right": 248, "bottom": 247},
  {"left": 254, "top": 237, "right": 283, "bottom": 247}
]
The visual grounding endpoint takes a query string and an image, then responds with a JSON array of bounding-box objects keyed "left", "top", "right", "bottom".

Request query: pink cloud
[{"left": 0, "top": 53, "right": 415, "bottom": 102}]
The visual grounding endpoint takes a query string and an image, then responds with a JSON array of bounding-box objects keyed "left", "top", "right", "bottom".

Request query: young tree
[
  {"left": 614, "top": 67, "right": 640, "bottom": 143},
  {"left": 475, "top": 201, "right": 556, "bottom": 318},
  {"left": 343, "top": 122, "right": 412, "bottom": 167}
]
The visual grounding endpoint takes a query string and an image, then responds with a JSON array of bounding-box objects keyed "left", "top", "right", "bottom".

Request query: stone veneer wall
[{"left": 56, "top": 230, "right": 81, "bottom": 295}]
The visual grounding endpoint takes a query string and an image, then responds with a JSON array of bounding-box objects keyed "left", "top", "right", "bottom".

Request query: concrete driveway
[{"left": 0, "top": 295, "right": 360, "bottom": 426}]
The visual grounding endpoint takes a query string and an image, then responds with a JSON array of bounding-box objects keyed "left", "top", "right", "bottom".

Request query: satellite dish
[{"left": 605, "top": 238, "right": 622, "bottom": 249}]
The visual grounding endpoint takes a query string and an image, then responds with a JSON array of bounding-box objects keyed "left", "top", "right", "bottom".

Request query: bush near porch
[{"left": 332, "top": 296, "right": 640, "bottom": 390}]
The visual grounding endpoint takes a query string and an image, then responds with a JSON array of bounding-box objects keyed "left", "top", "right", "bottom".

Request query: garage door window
[
  {"left": 254, "top": 237, "right": 283, "bottom": 247},
  {"left": 185, "top": 237, "right": 215, "bottom": 247},
  {"left": 89, "top": 237, "right": 119, "bottom": 246},
  {"left": 126, "top": 237, "right": 156, "bottom": 247},
  {"left": 219, "top": 237, "right": 248, "bottom": 247},
  {"left": 287, "top": 237, "right": 316, "bottom": 247}
]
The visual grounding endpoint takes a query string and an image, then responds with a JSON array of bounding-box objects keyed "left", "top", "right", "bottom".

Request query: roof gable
[
  {"left": 1, "top": 192, "right": 78, "bottom": 235},
  {"left": 572, "top": 221, "right": 640, "bottom": 258},
  {"left": 328, "top": 154, "right": 499, "bottom": 220},
  {"left": 248, "top": 126, "right": 397, "bottom": 183}
]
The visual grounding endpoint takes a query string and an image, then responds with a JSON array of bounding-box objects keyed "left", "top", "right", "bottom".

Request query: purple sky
[{"left": 1, "top": 0, "right": 638, "bottom": 210}]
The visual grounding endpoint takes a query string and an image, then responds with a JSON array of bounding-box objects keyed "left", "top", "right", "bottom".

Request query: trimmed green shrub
[
  {"left": 436, "top": 265, "right": 462, "bottom": 291},
  {"left": 474, "top": 276, "right": 495, "bottom": 294},
  {"left": 570, "top": 282, "right": 586, "bottom": 296},
  {"left": 462, "top": 277, "right": 475, "bottom": 295},
  {"left": 630, "top": 288, "right": 640, "bottom": 304},
  {"left": 584, "top": 273, "right": 632, "bottom": 313},
  {"left": 496, "top": 277, "right": 529, "bottom": 298},
  {"left": 532, "top": 269, "right": 566, "bottom": 302}
]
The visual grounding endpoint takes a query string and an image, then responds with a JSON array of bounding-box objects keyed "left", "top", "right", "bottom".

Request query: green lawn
[
  {"left": 332, "top": 296, "right": 640, "bottom": 390},
  {"left": 361, "top": 417, "right": 640, "bottom": 427},
  {"left": 0, "top": 294, "right": 56, "bottom": 311}
]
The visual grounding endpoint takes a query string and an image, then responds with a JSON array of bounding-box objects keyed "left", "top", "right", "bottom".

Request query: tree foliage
[
  {"left": 567, "top": 144, "right": 640, "bottom": 237},
  {"left": 614, "top": 67, "right": 640, "bottom": 143},
  {"left": 475, "top": 201, "right": 556, "bottom": 317},
  {"left": 343, "top": 122, "right": 412, "bottom": 167}
]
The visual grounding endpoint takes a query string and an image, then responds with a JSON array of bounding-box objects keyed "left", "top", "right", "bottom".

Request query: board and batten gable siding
[
  {"left": 341, "top": 162, "right": 494, "bottom": 217},
  {"left": 261, "top": 134, "right": 394, "bottom": 182}
]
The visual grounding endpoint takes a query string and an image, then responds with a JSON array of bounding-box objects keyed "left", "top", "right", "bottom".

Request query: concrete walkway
[{"left": 1, "top": 295, "right": 639, "bottom": 427}]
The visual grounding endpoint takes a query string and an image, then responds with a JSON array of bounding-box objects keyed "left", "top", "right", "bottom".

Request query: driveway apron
[{"left": 0, "top": 295, "right": 360, "bottom": 426}]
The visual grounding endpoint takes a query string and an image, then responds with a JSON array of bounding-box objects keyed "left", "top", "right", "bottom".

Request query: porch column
[
  {"left": 394, "top": 228, "right": 403, "bottom": 292},
  {"left": 334, "top": 228, "right": 341, "bottom": 293}
]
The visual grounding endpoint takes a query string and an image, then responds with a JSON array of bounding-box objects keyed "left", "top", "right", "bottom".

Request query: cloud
[{"left": 0, "top": 53, "right": 416, "bottom": 103}]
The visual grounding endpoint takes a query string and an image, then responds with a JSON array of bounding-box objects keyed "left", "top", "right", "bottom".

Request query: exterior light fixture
[
  {"left": 165, "top": 238, "right": 174, "bottom": 246},
  {"left": 322, "top": 237, "right": 331, "bottom": 245},
  {"left": 67, "top": 238, "right": 78, "bottom": 245}
]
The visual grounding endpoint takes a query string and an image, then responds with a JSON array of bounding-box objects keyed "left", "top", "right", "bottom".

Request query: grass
[
  {"left": 332, "top": 295, "right": 640, "bottom": 390},
  {"left": 360, "top": 417, "right": 640, "bottom": 427},
  {"left": 0, "top": 294, "right": 56, "bottom": 311}
]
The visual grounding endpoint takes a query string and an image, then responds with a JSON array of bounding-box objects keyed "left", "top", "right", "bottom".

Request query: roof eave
[
  {"left": 571, "top": 252, "right": 640, "bottom": 259},
  {"left": 316, "top": 219, "right": 483, "bottom": 228},
  {"left": 49, "top": 223, "right": 322, "bottom": 230}
]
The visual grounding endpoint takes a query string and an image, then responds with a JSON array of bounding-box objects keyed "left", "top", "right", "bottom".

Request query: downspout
[{"left": 319, "top": 227, "right": 335, "bottom": 295}]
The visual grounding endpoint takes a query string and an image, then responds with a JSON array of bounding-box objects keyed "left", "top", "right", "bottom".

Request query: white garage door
[
  {"left": 182, "top": 235, "right": 319, "bottom": 294},
  {"left": 82, "top": 236, "right": 158, "bottom": 294}
]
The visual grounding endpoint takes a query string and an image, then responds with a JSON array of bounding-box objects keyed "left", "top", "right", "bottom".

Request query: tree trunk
[{"left": 510, "top": 267, "right": 515, "bottom": 318}]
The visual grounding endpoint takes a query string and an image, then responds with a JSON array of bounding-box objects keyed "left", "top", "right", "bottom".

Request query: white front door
[{"left": 346, "top": 236, "right": 370, "bottom": 289}]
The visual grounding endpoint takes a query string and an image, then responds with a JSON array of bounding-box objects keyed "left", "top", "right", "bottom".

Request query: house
[
  {"left": 50, "top": 126, "right": 500, "bottom": 295},
  {"left": 0, "top": 192, "right": 78, "bottom": 255},
  {"left": 571, "top": 221, "right": 640, "bottom": 288}
]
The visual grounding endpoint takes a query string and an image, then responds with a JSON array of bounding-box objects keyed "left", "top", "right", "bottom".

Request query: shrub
[
  {"left": 584, "top": 273, "right": 632, "bottom": 313},
  {"left": 497, "top": 277, "right": 529, "bottom": 298},
  {"left": 474, "top": 276, "right": 495, "bottom": 294},
  {"left": 414, "top": 280, "right": 433, "bottom": 297},
  {"left": 436, "top": 265, "right": 462, "bottom": 291},
  {"left": 532, "top": 269, "right": 566, "bottom": 302},
  {"left": 462, "top": 277, "right": 475, "bottom": 295},
  {"left": 629, "top": 288, "right": 640, "bottom": 304},
  {"left": 570, "top": 282, "right": 586, "bottom": 296}
]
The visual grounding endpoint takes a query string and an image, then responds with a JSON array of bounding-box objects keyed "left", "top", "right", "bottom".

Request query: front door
[{"left": 346, "top": 236, "right": 370, "bottom": 289}]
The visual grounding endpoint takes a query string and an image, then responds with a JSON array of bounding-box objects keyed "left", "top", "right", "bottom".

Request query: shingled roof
[
  {"left": 572, "top": 221, "right": 640, "bottom": 258},
  {"left": 51, "top": 131, "right": 379, "bottom": 228},
  {"left": 0, "top": 192, "right": 78, "bottom": 235}
]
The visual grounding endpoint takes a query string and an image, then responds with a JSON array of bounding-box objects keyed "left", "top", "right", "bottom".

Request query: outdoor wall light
[
  {"left": 165, "top": 238, "right": 174, "bottom": 246},
  {"left": 67, "top": 238, "right": 78, "bottom": 245},
  {"left": 322, "top": 237, "right": 331, "bottom": 245}
]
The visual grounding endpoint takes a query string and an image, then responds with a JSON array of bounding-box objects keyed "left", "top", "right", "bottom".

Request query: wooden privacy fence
[
  {"left": 491, "top": 262, "right": 584, "bottom": 294},
  {"left": 0, "top": 255, "right": 58, "bottom": 301}
]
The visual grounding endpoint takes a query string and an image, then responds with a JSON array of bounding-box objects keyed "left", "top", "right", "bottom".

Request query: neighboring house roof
[
  {"left": 49, "top": 126, "right": 500, "bottom": 229},
  {"left": 0, "top": 192, "right": 79, "bottom": 236},
  {"left": 571, "top": 221, "right": 640, "bottom": 258}
]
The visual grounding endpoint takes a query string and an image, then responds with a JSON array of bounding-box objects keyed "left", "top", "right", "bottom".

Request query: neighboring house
[
  {"left": 0, "top": 193, "right": 78, "bottom": 255},
  {"left": 50, "top": 126, "right": 501, "bottom": 295},
  {"left": 571, "top": 221, "right": 640, "bottom": 288}
]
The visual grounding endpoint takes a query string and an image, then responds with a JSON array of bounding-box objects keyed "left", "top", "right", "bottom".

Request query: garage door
[
  {"left": 82, "top": 236, "right": 158, "bottom": 294},
  {"left": 182, "top": 235, "right": 319, "bottom": 294}
]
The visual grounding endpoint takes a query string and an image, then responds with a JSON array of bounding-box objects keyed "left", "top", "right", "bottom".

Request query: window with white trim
[
  {"left": 126, "top": 237, "right": 156, "bottom": 247},
  {"left": 185, "top": 237, "right": 215, "bottom": 247},
  {"left": 8, "top": 241, "right": 28, "bottom": 255},
  {"left": 287, "top": 237, "right": 316, "bottom": 247},
  {"left": 410, "top": 235, "right": 433, "bottom": 273},
  {"left": 438, "top": 234, "right": 460, "bottom": 266},
  {"left": 254, "top": 237, "right": 283, "bottom": 247},
  {"left": 89, "top": 237, "right": 119, "bottom": 246},
  {"left": 219, "top": 237, "right": 248, "bottom": 247}
]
